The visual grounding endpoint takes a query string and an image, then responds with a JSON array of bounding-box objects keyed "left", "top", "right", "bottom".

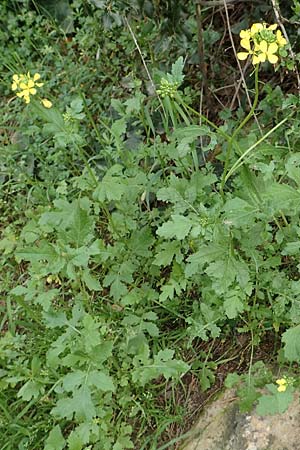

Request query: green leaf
[
  {"left": 93, "top": 178, "right": 126, "bottom": 202},
  {"left": 256, "top": 385, "right": 293, "bottom": 415},
  {"left": 15, "top": 241, "right": 58, "bottom": 262},
  {"left": 224, "top": 294, "right": 244, "bottom": 319},
  {"left": 62, "top": 369, "right": 114, "bottom": 393},
  {"left": 132, "top": 349, "right": 189, "bottom": 385},
  {"left": 171, "top": 56, "right": 184, "bottom": 84},
  {"left": 223, "top": 197, "right": 258, "bottom": 227},
  {"left": 44, "top": 425, "right": 66, "bottom": 450},
  {"left": 51, "top": 386, "right": 96, "bottom": 421},
  {"left": 224, "top": 373, "right": 240, "bottom": 388},
  {"left": 205, "top": 259, "right": 236, "bottom": 293},
  {"left": 282, "top": 325, "right": 300, "bottom": 362},
  {"left": 157, "top": 214, "right": 193, "bottom": 240},
  {"left": 17, "top": 380, "right": 41, "bottom": 401},
  {"left": 153, "top": 241, "right": 181, "bottom": 266},
  {"left": 65, "top": 201, "right": 94, "bottom": 247},
  {"left": 67, "top": 423, "right": 91, "bottom": 450},
  {"left": 263, "top": 182, "right": 300, "bottom": 212},
  {"left": 82, "top": 269, "right": 101, "bottom": 291},
  {"left": 111, "top": 118, "right": 127, "bottom": 139},
  {"left": 93, "top": 165, "right": 127, "bottom": 202},
  {"left": 185, "top": 243, "right": 227, "bottom": 277}
]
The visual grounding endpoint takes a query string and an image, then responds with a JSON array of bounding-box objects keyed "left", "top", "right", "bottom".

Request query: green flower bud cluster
[{"left": 157, "top": 78, "right": 179, "bottom": 98}]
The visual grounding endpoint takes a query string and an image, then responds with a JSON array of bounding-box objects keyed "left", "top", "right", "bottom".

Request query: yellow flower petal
[
  {"left": 28, "top": 87, "right": 37, "bottom": 95},
  {"left": 258, "top": 53, "right": 266, "bottom": 63},
  {"left": 252, "top": 54, "right": 262, "bottom": 65},
  {"left": 276, "top": 378, "right": 287, "bottom": 386},
  {"left": 237, "top": 52, "right": 249, "bottom": 60},
  {"left": 41, "top": 98, "right": 52, "bottom": 108},
  {"left": 19, "top": 82, "right": 28, "bottom": 90},
  {"left": 12, "top": 74, "right": 20, "bottom": 82},
  {"left": 27, "top": 79, "right": 35, "bottom": 88},
  {"left": 268, "top": 23, "right": 278, "bottom": 30},
  {"left": 33, "top": 73, "right": 41, "bottom": 81},
  {"left": 268, "top": 42, "right": 278, "bottom": 54},
  {"left": 241, "top": 38, "right": 251, "bottom": 51},
  {"left": 277, "top": 385, "right": 287, "bottom": 392},
  {"left": 24, "top": 96, "right": 30, "bottom": 104},
  {"left": 251, "top": 23, "right": 263, "bottom": 35},
  {"left": 240, "top": 29, "right": 251, "bottom": 39},
  {"left": 11, "top": 82, "right": 18, "bottom": 91},
  {"left": 268, "top": 53, "right": 278, "bottom": 64},
  {"left": 276, "top": 30, "right": 287, "bottom": 47},
  {"left": 259, "top": 40, "right": 268, "bottom": 53}
]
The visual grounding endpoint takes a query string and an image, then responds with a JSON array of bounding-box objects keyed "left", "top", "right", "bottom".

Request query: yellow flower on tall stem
[
  {"left": 256, "top": 41, "right": 279, "bottom": 64},
  {"left": 237, "top": 22, "right": 286, "bottom": 66},
  {"left": 11, "top": 71, "right": 51, "bottom": 108}
]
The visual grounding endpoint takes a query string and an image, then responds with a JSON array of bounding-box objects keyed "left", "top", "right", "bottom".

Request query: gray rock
[{"left": 183, "top": 389, "right": 300, "bottom": 450}]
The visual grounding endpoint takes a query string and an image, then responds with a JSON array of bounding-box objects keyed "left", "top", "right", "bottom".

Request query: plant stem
[{"left": 220, "top": 64, "right": 260, "bottom": 197}]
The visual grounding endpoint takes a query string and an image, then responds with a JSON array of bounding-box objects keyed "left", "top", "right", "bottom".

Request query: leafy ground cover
[{"left": 1, "top": 1, "right": 300, "bottom": 449}]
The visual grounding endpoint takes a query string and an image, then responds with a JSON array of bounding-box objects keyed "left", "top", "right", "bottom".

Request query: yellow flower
[
  {"left": 33, "top": 73, "right": 41, "bottom": 81},
  {"left": 240, "top": 29, "right": 251, "bottom": 40},
  {"left": 41, "top": 98, "right": 52, "bottom": 108},
  {"left": 237, "top": 37, "right": 253, "bottom": 61},
  {"left": 276, "top": 30, "right": 287, "bottom": 47},
  {"left": 257, "top": 40, "right": 279, "bottom": 64},
  {"left": 250, "top": 23, "right": 264, "bottom": 36},
  {"left": 276, "top": 378, "right": 287, "bottom": 392},
  {"left": 11, "top": 71, "right": 48, "bottom": 105},
  {"left": 237, "top": 23, "right": 283, "bottom": 65},
  {"left": 266, "top": 23, "right": 278, "bottom": 31}
]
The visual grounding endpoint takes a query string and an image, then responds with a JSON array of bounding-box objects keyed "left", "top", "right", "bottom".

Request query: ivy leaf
[
  {"left": 157, "top": 214, "right": 193, "bottom": 240},
  {"left": 282, "top": 325, "right": 300, "bottom": 362},
  {"left": 44, "top": 425, "right": 66, "bottom": 450}
]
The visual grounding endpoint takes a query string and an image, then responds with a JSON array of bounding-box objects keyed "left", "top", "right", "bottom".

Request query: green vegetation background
[{"left": 1, "top": 1, "right": 300, "bottom": 449}]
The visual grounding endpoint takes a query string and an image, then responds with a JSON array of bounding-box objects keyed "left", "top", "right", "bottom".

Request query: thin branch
[
  {"left": 123, "top": 16, "right": 156, "bottom": 94},
  {"left": 222, "top": 0, "right": 262, "bottom": 133},
  {"left": 270, "top": 0, "right": 300, "bottom": 92}
]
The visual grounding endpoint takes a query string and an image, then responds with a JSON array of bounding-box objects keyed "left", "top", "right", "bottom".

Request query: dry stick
[
  {"left": 124, "top": 16, "right": 156, "bottom": 95},
  {"left": 270, "top": 0, "right": 300, "bottom": 92},
  {"left": 222, "top": 0, "right": 262, "bottom": 134},
  {"left": 195, "top": 2, "right": 208, "bottom": 97},
  {"left": 196, "top": 0, "right": 257, "bottom": 5},
  {"left": 195, "top": 1, "right": 208, "bottom": 163}
]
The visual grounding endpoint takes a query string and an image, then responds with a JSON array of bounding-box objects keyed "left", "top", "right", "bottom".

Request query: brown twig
[
  {"left": 195, "top": 0, "right": 259, "bottom": 6},
  {"left": 270, "top": 0, "right": 300, "bottom": 92}
]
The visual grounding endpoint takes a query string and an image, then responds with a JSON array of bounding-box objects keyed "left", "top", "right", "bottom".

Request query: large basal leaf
[{"left": 282, "top": 325, "right": 300, "bottom": 362}]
